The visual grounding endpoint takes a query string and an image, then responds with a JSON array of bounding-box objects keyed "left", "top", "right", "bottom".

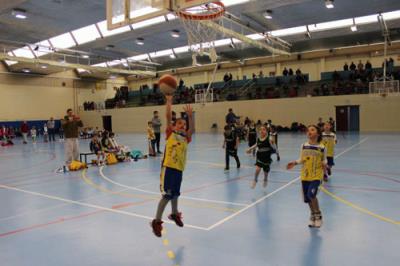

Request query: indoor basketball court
[{"left": 0, "top": 1, "right": 399, "bottom": 266}]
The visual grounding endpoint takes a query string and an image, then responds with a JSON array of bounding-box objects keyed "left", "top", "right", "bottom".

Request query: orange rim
[{"left": 177, "top": 1, "right": 225, "bottom": 21}]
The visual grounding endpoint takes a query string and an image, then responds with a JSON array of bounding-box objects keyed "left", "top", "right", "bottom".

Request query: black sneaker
[
  {"left": 224, "top": 167, "right": 229, "bottom": 171},
  {"left": 323, "top": 175, "right": 328, "bottom": 182},
  {"left": 327, "top": 167, "right": 332, "bottom": 176},
  {"left": 168, "top": 213, "right": 184, "bottom": 227},
  {"left": 151, "top": 219, "right": 163, "bottom": 237},
  {"left": 237, "top": 163, "right": 241, "bottom": 169},
  {"left": 277, "top": 155, "right": 281, "bottom": 161}
]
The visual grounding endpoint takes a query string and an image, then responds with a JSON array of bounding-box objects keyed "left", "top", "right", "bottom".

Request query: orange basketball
[{"left": 159, "top": 74, "right": 177, "bottom": 95}]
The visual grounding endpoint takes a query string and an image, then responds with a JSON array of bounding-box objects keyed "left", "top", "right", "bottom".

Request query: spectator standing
[
  {"left": 329, "top": 117, "right": 336, "bottom": 132},
  {"left": 225, "top": 108, "right": 239, "bottom": 126},
  {"left": 343, "top": 62, "right": 349, "bottom": 71},
  {"left": 317, "top": 117, "right": 325, "bottom": 130},
  {"left": 288, "top": 68, "right": 294, "bottom": 76},
  {"left": 365, "top": 60, "right": 372, "bottom": 71},
  {"left": 357, "top": 60, "right": 364, "bottom": 72},
  {"left": 21, "top": 121, "right": 29, "bottom": 144},
  {"left": 350, "top": 62, "right": 356, "bottom": 71},
  {"left": 47, "top": 117, "right": 56, "bottom": 142},
  {"left": 61, "top": 108, "right": 83, "bottom": 166},
  {"left": 152, "top": 111, "right": 162, "bottom": 154},
  {"left": 388, "top": 58, "right": 394, "bottom": 75},
  {"left": 282, "top": 67, "right": 289, "bottom": 76}
]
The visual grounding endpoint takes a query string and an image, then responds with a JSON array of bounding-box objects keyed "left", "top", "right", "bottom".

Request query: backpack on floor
[
  {"left": 69, "top": 160, "right": 87, "bottom": 171},
  {"left": 106, "top": 153, "right": 118, "bottom": 165}
]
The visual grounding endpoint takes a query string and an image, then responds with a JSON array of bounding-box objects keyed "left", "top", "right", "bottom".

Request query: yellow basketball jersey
[
  {"left": 322, "top": 132, "right": 336, "bottom": 157},
  {"left": 162, "top": 131, "right": 189, "bottom": 171},
  {"left": 300, "top": 143, "right": 326, "bottom": 181}
]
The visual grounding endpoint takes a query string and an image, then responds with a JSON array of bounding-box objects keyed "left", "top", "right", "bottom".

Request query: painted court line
[
  {"left": 0, "top": 188, "right": 131, "bottom": 222},
  {"left": 321, "top": 187, "right": 400, "bottom": 226},
  {"left": 84, "top": 169, "right": 240, "bottom": 213},
  {"left": 207, "top": 177, "right": 300, "bottom": 230},
  {"left": 207, "top": 137, "right": 370, "bottom": 230},
  {"left": 0, "top": 184, "right": 208, "bottom": 231},
  {"left": 320, "top": 137, "right": 400, "bottom": 226},
  {"left": 99, "top": 166, "right": 249, "bottom": 207},
  {"left": 334, "top": 137, "right": 368, "bottom": 158}
]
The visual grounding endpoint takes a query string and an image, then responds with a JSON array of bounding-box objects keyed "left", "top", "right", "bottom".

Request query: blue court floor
[{"left": 0, "top": 132, "right": 399, "bottom": 266}]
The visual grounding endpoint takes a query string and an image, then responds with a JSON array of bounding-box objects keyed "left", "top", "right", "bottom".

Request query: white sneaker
[
  {"left": 314, "top": 218, "right": 323, "bottom": 228},
  {"left": 251, "top": 180, "right": 257, "bottom": 189},
  {"left": 308, "top": 215, "right": 316, "bottom": 228}
]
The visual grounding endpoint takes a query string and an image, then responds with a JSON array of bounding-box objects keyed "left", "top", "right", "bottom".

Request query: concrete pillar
[
  {"left": 237, "top": 67, "right": 243, "bottom": 80},
  {"left": 276, "top": 62, "right": 281, "bottom": 76}
]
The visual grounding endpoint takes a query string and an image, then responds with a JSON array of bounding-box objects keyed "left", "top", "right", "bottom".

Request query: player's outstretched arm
[
  {"left": 184, "top": 104, "right": 194, "bottom": 138},
  {"left": 165, "top": 95, "right": 173, "bottom": 126}
]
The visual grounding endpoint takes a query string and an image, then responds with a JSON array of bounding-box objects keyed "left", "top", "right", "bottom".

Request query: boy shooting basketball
[{"left": 151, "top": 95, "right": 194, "bottom": 237}]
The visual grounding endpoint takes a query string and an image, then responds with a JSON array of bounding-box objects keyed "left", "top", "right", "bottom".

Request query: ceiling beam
[
  {"left": 155, "top": 41, "right": 400, "bottom": 75},
  {"left": 0, "top": 54, "right": 156, "bottom": 77},
  {"left": 200, "top": 20, "right": 291, "bottom": 56}
]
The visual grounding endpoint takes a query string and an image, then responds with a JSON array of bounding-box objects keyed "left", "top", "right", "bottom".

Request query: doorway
[
  {"left": 335, "top": 105, "right": 359, "bottom": 131},
  {"left": 102, "top": 115, "right": 112, "bottom": 132}
]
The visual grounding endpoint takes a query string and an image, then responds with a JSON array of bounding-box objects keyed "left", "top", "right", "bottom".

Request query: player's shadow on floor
[
  {"left": 173, "top": 246, "right": 185, "bottom": 265},
  {"left": 301, "top": 229, "right": 322, "bottom": 266}
]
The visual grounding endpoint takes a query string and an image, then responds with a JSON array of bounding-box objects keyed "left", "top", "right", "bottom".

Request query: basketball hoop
[{"left": 176, "top": 1, "right": 225, "bottom": 65}]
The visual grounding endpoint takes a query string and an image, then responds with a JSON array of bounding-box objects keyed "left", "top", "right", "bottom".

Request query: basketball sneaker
[
  {"left": 263, "top": 179, "right": 268, "bottom": 188},
  {"left": 251, "top": 180, "right": 257, "bottom": 189},
  {"left": 308, "top": 214, "right": 316, "bottom": 228},
  {"left": 314, "top": 212, "right": 323, "bottom": 228},
  {"left": 327, "top": 167, "right": 332, "bottom": 176},
  {"left": 168, "top": 213, "right": 184, "bottom": 227},
  {"left": 151, "top": 219, "right": 163, "bottom": 237}
]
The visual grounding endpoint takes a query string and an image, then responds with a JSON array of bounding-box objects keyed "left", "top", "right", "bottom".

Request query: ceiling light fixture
[
  {"left": 12, "top": 8, "right": 27, "bottom": 19},
  {"left": 169, "top": 54, "right": 176, "bottom": 59},
  {"left": 40, "top": 64, "right": 48, "bottom": 69},
  {"left": 105, "top": 44, "right": 115, "bottom": 50},
  {"left": 171, "top": 30, "right": 180, "bottom": 38},
  {"left": 22, "top": 68, "right": 31, "bottom": 73},
  {"left": 325, "top": 0, "right": 334, "bottom": 9},
  {"left": 263, "top": 10, "right": 273, "bottom": 19},
  {"left": 136, "top": 38, "right": 145, "bottom": 45},
  {"left": 81, "top": 54, "right": 89, "bottom": 59}
]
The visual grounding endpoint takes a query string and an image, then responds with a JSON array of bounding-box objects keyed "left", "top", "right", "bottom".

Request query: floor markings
[
  {"left": 0, "top": 183, "right": 208, "bottom": 231},
  {"left": 99, "top": 166, "right": 250, "bottom": 207},
  {"left": 206, "top": 177, "right": 300, "bottom": 230},
  {"left": 321, "top": 186, "right": 400, "bottom": 226},
  {"left": 319, "top": 137, "right": 400, "bottom": 226}
]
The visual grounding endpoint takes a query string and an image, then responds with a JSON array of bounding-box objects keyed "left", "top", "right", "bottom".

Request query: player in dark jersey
[
  {"left": 247, "top": 125, "right": 274, "bottom": 188},
  {"left": 223, "top": 125, "right": 241, "bottom": 171}
]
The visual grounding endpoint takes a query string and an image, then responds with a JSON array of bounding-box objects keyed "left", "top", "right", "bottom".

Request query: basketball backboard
[{"left": 106, "top": 0, "right": 211, "bottom": 30}]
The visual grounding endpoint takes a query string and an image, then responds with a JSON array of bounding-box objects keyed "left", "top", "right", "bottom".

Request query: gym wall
[
  {"left": 0, "top": 67, "right": 75, "bottom": 121},
  {"left": 79, "top": 94, "right": 400, "bottom": 133}
]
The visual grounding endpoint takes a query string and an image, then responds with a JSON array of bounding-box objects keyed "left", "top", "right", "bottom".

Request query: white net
[
  {"left": 177, "top": 2, "right": 225, "bottom": 65},
  {"left": 369, "top": 80, "right": 399, "bottom": 96}
]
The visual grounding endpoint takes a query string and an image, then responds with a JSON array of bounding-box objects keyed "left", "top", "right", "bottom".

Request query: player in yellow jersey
[
  {"left": 322, "top": 122, "right": 337, "bottom": 182},
  {"left": 287, "top": 125, "right": 327, "bottom": 228},
  {"left": 151, "top": 95, "right": 193, "bottom": 237}
]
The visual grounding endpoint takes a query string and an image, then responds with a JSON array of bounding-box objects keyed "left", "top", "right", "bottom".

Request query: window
[
  {"left": 270, "top": 26, "right": 307, "bottom": 37},
  {"left": 97, "top": 20, "right": 130, "bottom": 37},
  {"left": 72, "top": 25, "right": 101, "bottom": 45},
  {"left": 49, "top": 32, "right": 76, "bottom": 49},
  {"left": 308, "top": 19, "right": 353, "bottom": 32},
  {"left": 13, "top": 46, "right": 35, "bottom": 58}
]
